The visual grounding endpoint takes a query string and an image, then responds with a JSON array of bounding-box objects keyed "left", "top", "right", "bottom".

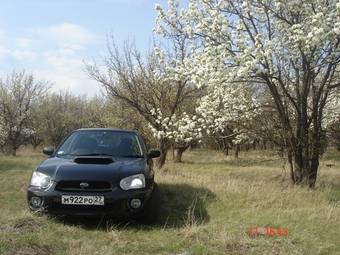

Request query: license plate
[{"left": 61, "top": 195, "right": 104, "bottom": 205}]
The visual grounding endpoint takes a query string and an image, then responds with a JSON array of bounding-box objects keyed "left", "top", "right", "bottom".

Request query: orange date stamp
[{"left": 248, "top": 226, "right": 288, "bottom": 238}]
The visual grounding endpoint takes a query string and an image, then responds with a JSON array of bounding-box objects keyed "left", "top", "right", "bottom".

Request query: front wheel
[{"left": 137, "top": 183, "right": 161, "bottom": 224}]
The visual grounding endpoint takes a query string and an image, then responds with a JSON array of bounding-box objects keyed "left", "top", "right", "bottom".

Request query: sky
[{"left": 0, "top": 0, "right": 169, "bottom": 96}]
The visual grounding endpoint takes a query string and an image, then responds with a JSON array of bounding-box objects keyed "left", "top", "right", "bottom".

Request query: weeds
[{"left": 0, "top": 149, "right": 339, "bottom": 254}]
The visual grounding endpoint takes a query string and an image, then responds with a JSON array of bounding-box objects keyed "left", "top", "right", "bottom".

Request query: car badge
[{"left": 80, "top": 182, "right": 89, "bottom": 189}]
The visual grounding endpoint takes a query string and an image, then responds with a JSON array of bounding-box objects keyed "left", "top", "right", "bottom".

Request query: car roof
[{"left": 75, "top": 128, "right": 138, "bottom": 134}]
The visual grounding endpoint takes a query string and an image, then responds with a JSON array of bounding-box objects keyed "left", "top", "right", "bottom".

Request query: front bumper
[{"left": 27, "top": 185, "right": 152, "bottom": 217}]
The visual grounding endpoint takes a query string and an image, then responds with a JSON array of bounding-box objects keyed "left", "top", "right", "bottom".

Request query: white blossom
[{"left": 155, "top": 0, "right": 340, "bottom": 142}]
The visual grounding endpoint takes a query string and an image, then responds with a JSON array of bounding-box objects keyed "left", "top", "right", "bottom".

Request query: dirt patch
[
  {"left": 5, "top": 244, "right": 53, "bottom": 255},
  {"left": 225, "top": 242, "right": 282, "bottom": 255},
  {"left": 225, "top": 242, "right": 254, "bottom": 254},
  {"left": 0, "top": 218, "right": 43, "bottom": 234}
]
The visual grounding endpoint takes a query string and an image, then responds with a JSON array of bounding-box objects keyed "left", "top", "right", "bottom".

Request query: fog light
[
  {"left": 30, "top": 197, "right": 42, "bottom": 209},
  {"left": 130, "top": 198, "right": 142, "bottom": 209}
]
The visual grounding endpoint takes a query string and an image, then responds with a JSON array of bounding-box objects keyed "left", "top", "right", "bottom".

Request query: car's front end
[
  {"left": 27, "top": 129, "right": 160, "bottom": 221},
  {"left": 27, "top": 167, "right": 153, "bottom": 218}
]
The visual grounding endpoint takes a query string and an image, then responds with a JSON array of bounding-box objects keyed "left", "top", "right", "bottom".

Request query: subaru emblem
[{"left": 80, "top": 182, "right": 89, "bottom": 188}]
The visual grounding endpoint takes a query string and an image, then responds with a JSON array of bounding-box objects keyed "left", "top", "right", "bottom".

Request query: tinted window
[{"left": 56, "top": 131, "right": 143, "bottom": 158}]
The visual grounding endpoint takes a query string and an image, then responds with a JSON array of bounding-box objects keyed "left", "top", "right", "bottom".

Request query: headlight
[
  {"left": 30, "top": 171, "right": 52, "bottom": 189},
  {"left": 120, "top": 174, "right": 145, "bottom": 190}
]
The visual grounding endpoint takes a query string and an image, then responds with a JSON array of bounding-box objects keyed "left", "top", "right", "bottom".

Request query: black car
[{"left": 27, "top": 128, "right": 161, "bottom": 223}]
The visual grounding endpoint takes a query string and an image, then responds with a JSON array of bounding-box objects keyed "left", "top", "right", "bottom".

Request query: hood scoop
[{"left": 74, "top": 156, "right": 113, "bottom": 164}]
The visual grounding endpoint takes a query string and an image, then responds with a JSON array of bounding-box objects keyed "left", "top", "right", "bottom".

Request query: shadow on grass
[
  {"left": 158, "top": 183, "right": 215, "bottom": 227},
  {"left": 181, "top": 158, "right": 279, "bottom": 167},
  {"left": 52, "top": 183, "right": 215, "bottom": 230}
]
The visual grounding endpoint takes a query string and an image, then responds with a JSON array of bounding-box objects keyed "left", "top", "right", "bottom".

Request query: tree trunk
[
  {"left": 222, "top": 138, "right": 229, "bottom": 156},
  {"left": 309, "top": 155, "right": 319, "bottom": 188},
  {"left": 309, "top": 115, "right": 322, "bottom": 188},
  {"left": 252, "top": 140, "right": 257, "bottom": 150},
  {"left": 287, "top": 130, "right": 321, "bottom": 188},
  {"left": 174, "top": 145, "right": 189, "bottom": 163},
  {"left": 287, "top": 149, "right": 295, "bottom": 182},
  {"left": 5, "top": 139, "right": 18, "bottom": 156},
  {"left": 234, "top": 144, "right": 240, "bottom": 159},
  {"left": 157, "top": 138, "right": 169, "bottom": 168},
  {"left": 6, "top": 144, "right": 17, "bottom": 156},
  {"left": 157, "top": 150, "right": 167, "bottom": 168},
  {"left": 291, "top": 149, "right": 318, "bottom": 187},
  {"left": 224, "top": 145, "right": 229, "bottom": 156},
  {"left": 31, "top": 137, "right": 42, "bottom": 151},
  {"left": 174, "top": 149, "right": 184, "bottom": 163},
  {"left": 10, "top": 148, "right": 17, "bottom": 156},
  {"left": 247, "top": 142, "right": 251, "bottom": 151}
]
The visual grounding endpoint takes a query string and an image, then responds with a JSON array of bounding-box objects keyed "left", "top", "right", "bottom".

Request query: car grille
[{"left": 55, "top": 181, "right": 112, "bottom": 192}]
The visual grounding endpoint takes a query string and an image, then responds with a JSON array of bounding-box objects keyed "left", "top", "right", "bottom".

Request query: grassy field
[{"left": 0, "top": 149, "right": 339, "bottom": 255}]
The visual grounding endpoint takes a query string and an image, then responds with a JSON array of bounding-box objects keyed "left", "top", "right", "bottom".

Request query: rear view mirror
[
  {"left": 43, "top": 146, "right": 55, "bottom": 156},
  {"left": 147, "top": 149, "right": 161, "bottom": 159}
]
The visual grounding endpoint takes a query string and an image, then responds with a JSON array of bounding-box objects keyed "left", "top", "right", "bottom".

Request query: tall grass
[{"left": 0, "top": 149, "right": 339, "bottom": 255}]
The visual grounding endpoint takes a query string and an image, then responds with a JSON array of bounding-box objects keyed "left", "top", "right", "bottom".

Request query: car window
[{"left": 56, "top": 131, "right": 143, "bottom": 158}]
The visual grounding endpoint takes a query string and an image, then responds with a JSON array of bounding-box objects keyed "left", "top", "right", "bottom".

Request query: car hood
[{"left": 37, "top": 157, "right": 147, "bottom": 182}]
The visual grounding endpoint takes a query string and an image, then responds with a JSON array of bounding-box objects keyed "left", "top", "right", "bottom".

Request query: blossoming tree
[
  {"left": 0, "top": 71, "right": 48, "bottom": 155},
  {"left": 148, "top": 108, "right": 201, "bottom": 162},
  {"left": 156, "top": 0, "right": 340, "bottom": 187},
  {"left": 87, "top": 39, "right": 199, "bottom": 167}
]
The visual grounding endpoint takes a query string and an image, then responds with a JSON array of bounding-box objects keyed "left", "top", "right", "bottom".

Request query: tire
[{"left": 138, "top": 183, "right": 161, "bottom": 224}]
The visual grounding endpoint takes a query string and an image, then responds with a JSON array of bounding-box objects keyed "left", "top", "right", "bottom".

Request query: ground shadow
[
  {"left": 182, "top": 157, "right": 278, "bottom": 167},
  {"left": 157, "top": 183, "right": 215, "bottom": 227},
  {"left": 52, "top": 183, "right": 216, "bottom": 230}
]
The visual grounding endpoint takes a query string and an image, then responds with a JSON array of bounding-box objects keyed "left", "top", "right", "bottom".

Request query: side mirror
[
  {"left": 43, "top": 146, "right": 55, "bottom": 156},
  {"left": 147, "top": 149, "right": 161, "bottom": 159}
]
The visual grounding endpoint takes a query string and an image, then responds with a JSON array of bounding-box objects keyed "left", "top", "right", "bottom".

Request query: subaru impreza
[{"left": 27, "top": 128, "right": 161, "bottom": 223}]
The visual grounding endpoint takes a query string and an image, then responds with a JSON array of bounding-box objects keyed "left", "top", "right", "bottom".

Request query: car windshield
[{"left": 55, "top": 131, "right": 143, "bottom": 158}]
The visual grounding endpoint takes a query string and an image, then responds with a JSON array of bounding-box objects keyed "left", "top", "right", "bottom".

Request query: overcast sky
[{"left": 0, "top": 0, "right": 169, "bottom": 96}]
